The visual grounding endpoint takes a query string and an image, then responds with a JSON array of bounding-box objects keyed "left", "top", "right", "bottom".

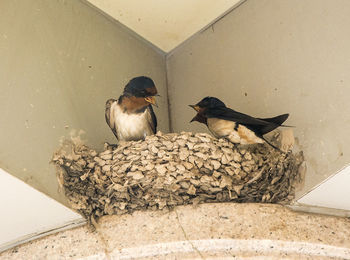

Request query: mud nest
[{"left": 52, "top": 131, "right": 304, "bottom": 224}]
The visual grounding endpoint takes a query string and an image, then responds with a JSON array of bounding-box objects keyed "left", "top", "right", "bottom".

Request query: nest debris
[{"left": 52, "top": 131, "right": 304, "bottom": 224}]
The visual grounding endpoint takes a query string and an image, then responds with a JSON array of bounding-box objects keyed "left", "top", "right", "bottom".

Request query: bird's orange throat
[{"left": 119, "top": 96, "right": 149, "bottom": 114}]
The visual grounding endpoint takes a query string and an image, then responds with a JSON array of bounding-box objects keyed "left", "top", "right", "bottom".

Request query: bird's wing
[
  {"left": 105, "top": 99, "right": 119, "bottom": 139},
  {"left": 204, "top": 107, "right": 270, "bottom": 127},
  {"left": 205, "top": 107, "right": 290, "bottom": 135},
  {"left": 146, "top": 105, "right": 157, "bottom": 134}
]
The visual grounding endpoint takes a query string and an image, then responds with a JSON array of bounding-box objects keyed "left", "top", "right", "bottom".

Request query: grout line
[
  {"left": 174, "top": 209, "right": 205, "bottom": 259},
  {"left": 165, "top": 59, "right": 173, "bottom": 132},
  {"left": 95, "top": 228, "right": 112, "bottom": 260},
  {"left": 288, "top": 203, "right": 350, "bottom": 218},
  {"left": 0, "top": 218, "right": 86, "bottom": 253}
]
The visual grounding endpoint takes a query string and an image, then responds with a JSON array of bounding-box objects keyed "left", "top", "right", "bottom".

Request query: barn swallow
[
  {"left": 105, "top": 76, "right": 158, "bottom": 141},
  {"left": 189, "top": 97, "right": 289, "bottom": 151}
]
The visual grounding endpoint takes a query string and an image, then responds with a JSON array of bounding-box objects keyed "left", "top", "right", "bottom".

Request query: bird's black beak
[
  {"left": 190, "top": 116, "right": 196, "bottom": 123},
  {"left": 145, "top": 96, "right": 158, "bottom": 107},
  {"left": 189, "top": 104, "right": 200, "bottom": 112}
]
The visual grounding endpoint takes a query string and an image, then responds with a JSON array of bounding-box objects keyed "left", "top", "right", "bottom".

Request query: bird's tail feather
[
  {"left": 261, "top": 113, "right": 289, "bottom": 125},
  {"left": 261, "top": 136, "right": 284, "bottom": 153},
  {"left": 259, "top": 113, "right": 294, "bottom": 134}
]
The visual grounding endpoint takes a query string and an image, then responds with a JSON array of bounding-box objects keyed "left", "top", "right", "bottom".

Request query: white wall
[
  {"left": 166, "top": 0, "right": 350, "bottom": 197},
  {"left": 298, "top": 165, "right": 350, "bottom": 211},
  {"left": 0, "top": 169, "right": 83, "bottom": 252},
  {"left": 0, "top": 0, "right": 168, "bottom": 203}
]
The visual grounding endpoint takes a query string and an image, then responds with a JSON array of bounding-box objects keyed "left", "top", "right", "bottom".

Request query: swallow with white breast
[
  {"left": 105, "top": 76, "right": 158, "bottom": 141},
  {"left": 189, "top": 97, "right": 290, "bottom": 151}
]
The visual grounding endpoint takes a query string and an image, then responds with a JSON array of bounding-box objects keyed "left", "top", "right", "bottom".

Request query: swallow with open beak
[
  {"left": 189, "top": 97, "right": 290, "bottom": 151},
  {"left": 105, "top": 76, "right": 158, "bottom": 141}
]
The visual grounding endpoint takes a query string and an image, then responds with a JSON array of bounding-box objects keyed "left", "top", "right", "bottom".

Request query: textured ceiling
[{"left": 86, "top": 0, "right": 244, "bottom": 52}]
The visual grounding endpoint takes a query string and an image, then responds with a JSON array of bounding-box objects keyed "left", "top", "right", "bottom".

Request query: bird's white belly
[
  {"left": 113, "top": 105, "right": 152, "bottom": 141},
  {"left": 207, "top": 118, "right": 263, "bottom": 144}
]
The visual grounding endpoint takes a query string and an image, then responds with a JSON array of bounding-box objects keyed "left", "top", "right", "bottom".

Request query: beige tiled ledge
[{"left": 1, "top": 203, "right": 350, "bottom": 259}]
